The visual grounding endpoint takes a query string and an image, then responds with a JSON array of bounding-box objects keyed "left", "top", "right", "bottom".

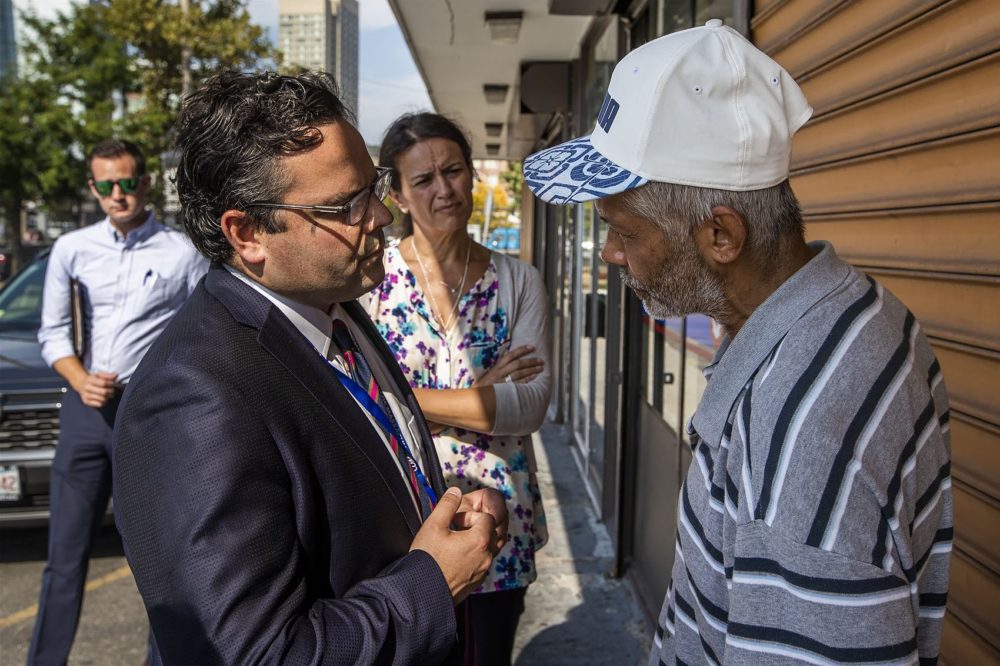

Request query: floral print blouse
[{"left": 367, "top": 242, "right": 548, "bottom": 592}]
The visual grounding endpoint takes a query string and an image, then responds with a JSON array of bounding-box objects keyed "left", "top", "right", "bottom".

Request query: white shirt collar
[
  {"left": 224, "top": 265, "right": 336, "bottom": 358},
  {"left": 103, "top": 210, "right": 157, "bottom": 244}
]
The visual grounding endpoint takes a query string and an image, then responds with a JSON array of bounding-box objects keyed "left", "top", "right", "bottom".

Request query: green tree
[
  {"left": 21, "top": 3, "right": 133, "bottom": 152},
  {"left": 103, "top": 0, "right": 275, "bottom": 204},
  {"left": 0, "top": 1, "right": 274, "bottom": 266},
  {"left": 469, "top": 181, "right": 510, "bottom": 230},
  {"left": 0, "top": 3, "right": 126, "bottom": 267},
  {"left": 0, "top": 78, "right": 62, "bottom": 267},
  {"left": 500, "top": 161, "right": 523, "bottom": 213}
]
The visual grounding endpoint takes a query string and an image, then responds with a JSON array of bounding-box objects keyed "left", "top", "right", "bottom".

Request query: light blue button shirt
[{"left": 38, "top": 212, "right": 209, "bottom": 384}]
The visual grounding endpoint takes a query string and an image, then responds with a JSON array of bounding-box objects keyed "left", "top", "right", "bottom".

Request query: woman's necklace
[{"left": 412, "top": 236, "right": 471, "bottom": 332}]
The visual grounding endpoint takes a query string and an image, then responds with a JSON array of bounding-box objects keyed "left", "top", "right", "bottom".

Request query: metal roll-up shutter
[{"left": 752, "top": 1, "right": 1000, "bottom": 662}]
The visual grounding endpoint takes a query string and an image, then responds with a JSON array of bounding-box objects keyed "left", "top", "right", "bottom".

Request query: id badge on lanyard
[{"left": 327, "top": 361, "right": 439, "bottom": 505}]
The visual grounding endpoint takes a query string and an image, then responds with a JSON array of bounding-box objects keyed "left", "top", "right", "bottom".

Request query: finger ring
[{"left": 505, "top": 374, "right": 513, "bottom": 383}]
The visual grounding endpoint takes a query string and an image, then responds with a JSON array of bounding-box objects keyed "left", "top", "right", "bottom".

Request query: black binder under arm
[{"left": 70, "top": 277, "right": 86, "bottom": 358}]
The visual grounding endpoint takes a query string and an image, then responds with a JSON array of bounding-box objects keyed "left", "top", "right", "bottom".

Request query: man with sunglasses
[
  {"left": 111, "top": 71, "right": 508, "bottom": 665},
  {"left": 32, "top": 139, "right": 207, "bottom": 665}
]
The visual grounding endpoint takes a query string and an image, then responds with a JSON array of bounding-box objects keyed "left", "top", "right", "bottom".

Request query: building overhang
[{"left": 387, "top": 0, "right": 600, "bottom": 160}]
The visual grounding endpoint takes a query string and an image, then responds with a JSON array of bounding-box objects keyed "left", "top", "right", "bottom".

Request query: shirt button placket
[{"left": 105, "top": 242, "right": 131, "bottom": 373}]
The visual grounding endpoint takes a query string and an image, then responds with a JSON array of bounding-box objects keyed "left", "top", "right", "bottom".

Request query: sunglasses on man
[{"left": 91, "top": 177, "right": 143, "bottom": 197}]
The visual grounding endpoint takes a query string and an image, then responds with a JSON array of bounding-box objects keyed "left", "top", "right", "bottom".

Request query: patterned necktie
[{"left": 330, "top": 318, "right": 434, "bottom": 519}]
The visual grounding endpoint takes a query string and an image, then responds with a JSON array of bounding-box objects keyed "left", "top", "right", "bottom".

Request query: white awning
[{"left": 387, "top": 0, "right": 597, "bottom": 159}]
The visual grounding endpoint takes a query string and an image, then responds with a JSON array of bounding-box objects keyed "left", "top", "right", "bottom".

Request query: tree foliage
[
  {"left": 500, "top": 161, "right": 523, "bottom": 213},
  {"left": 0, "top": 3, "right": 125, "bottom": 263},
  {"left": 470, "top": 181, "right": 511, "bottom": 230},
  {"left": 103, "top": 0, "right": 274, "bottom": 189},
  {"left": 0, "top": 0, "right": 273, "bottom": 263}
]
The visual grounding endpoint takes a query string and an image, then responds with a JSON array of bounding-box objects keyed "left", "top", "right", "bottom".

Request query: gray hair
[{"left": 621, "top": 180, "right": 804, "bottom": 261}]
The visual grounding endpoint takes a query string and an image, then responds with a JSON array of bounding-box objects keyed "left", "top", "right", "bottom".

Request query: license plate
[{"left": 0, "top": 465, "right": 21, "bottom": 501}]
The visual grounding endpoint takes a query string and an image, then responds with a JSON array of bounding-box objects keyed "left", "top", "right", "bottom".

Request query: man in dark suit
[{"left": 112, "top": 70, "right": 508, "bottom": 665}]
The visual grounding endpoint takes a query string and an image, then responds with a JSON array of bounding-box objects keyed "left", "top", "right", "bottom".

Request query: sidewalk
[{"left": 513, "top": 421, "right": 651, "bottom": 665}]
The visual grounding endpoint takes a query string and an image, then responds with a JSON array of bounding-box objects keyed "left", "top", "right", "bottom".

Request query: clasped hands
[{"left": 410, "top": 486, "right": 509, "bottom": 604}]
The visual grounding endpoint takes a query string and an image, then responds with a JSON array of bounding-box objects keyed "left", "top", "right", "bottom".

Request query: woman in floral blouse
[{"left": 368, "top": 113, "right": 552, "bottom": 666}]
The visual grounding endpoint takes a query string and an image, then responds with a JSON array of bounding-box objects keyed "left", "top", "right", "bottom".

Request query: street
[{"left": 0, "top": 525, "right": 148, "bottom": 665}]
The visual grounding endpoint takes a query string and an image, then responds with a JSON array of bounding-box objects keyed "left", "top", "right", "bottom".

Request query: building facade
[
  {"left": 278, "top": 0, "right": 358, "bottom": 114},
  {"left": 0, "top": 0, "right": 16, "bottom": 82},
  {"left": 390, "top": 0, "right": 1000, "bottom": 661}
]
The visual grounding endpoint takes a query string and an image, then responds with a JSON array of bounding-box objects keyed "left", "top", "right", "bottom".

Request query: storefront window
[
  {"left": 662, "top": 0, "right": 693, "bottom": 34},
  {"left": 585, "top": 19, "right": 618, "bottom": 130},
  {"left": 540, "top": 201, "right": 571, "bottom": 425},
  {"left": 574, "top": 204, "right": 594, "bottom": 448},
  {"left": 572, "top": 199, "right": 611, "bottom": 468},
  {"left": 560, "top": 207, "right": 574, "bottom": 423},
  {"left": 681, "top": 314, "right": 726, "bottom": 440},
  {"left": 659, "top": 318, "right": 684, "bottom": 431},
  {"left": 662, "top": 0, "right": 738, "bottom": 34},
  {"left": 564, "top": 17, "right": 622, "bottom": 496},
  {"left": 593, "top": 221, "right": 609, "bottom": 434},
  {"left": 640, "top": 313, "right": 683, "bottom": 435},
  {"left": 695, "top": 0, "right": 737, "bottom": 26}
]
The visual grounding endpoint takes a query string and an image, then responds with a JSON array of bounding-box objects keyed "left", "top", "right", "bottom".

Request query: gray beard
[{"left": 620, "top": 250, "right": 730, "bottom": 322}]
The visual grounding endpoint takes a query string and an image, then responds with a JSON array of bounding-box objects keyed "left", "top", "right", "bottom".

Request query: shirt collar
[
  {"left": 691, "top": 241, "right": 852, "bottom": 447},
  {"left": 224, "top": 266, "right": 335, "bottom": 358},
  {"left": 102, "top": 210, "right": 157, "bottom": 245}
]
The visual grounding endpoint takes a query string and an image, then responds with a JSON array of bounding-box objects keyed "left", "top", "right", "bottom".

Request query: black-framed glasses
[
  {"left": 246, "top": 166, "right": 393, "bottom": 227},
  {"left": 91, "top": 177, "right": 142, "bottom": 197}
]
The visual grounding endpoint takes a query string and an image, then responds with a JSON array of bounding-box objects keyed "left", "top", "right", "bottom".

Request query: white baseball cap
[{"left": 523, "top": 19, "right": 812, "bottom": 204}]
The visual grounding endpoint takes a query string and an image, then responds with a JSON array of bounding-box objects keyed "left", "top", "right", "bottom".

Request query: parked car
[
  {"left": 0, "top": 248, "right": 11, "bottom": 283},
  {"left": 486, "top": 227, "right": 521, "bottom": 254},
  {"left": 0, "top": 249, "right": 67, "bottom": 526}
]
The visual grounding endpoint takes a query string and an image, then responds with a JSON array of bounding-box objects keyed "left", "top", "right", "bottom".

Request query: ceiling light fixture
[
  {"left": 485, "top": 11, "right": 523, "bottom": 44},
  {"left": 483, "top": 84, "right": 509, "bottom": 104}
]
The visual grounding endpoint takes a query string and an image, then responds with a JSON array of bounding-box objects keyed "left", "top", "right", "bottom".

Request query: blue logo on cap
[{"left": 596, "top": 93, "right": 620, "bottom": 133}]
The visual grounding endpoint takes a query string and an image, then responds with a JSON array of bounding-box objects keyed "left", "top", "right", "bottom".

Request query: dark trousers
[
  {"left": 464, "top": 587, "right": 528, "bottom": 666},
  {"left": 27, "top": 389, "right": 121, "bottom": 666}
]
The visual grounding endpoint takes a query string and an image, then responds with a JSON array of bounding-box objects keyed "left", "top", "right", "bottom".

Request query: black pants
[
  {"left": 28, "top": 389, "right": 120, "bottom": 665},
  {"left": 27, "top": 389, "right": 154, "bottom": 665},
  {"left": 463, "top": 587, "right": 528, "bottom": 666}
]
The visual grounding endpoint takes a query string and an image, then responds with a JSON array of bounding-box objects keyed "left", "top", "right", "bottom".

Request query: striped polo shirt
[{"left": 650, "top": 242, "right": 953, "bottom": 666}]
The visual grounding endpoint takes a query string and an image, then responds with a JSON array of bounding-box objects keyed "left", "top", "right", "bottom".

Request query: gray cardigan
[{"left": 488, "top": 251, "right": 553, "bottom": 436}]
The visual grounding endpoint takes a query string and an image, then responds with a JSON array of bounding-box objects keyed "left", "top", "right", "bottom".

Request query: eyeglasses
[
  {"left": 246, "top": 167, "right": 393, "bottom": 227},
  {"left": 92, "top": 177, "right": 142, "bottom": 197}
]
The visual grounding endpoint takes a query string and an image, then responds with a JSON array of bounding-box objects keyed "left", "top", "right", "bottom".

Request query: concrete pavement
[
  {"left": 513, "top": 421, "right": 651, "bottom": 665},
  {"left": 0, "top": 525, "right": 147, "bottom": 666}
]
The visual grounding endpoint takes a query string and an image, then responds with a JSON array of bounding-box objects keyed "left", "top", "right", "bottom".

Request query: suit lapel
[
  {"left": 206, "top": 267, "right": 423, "bottom": 534},
  {"left": 344, "top": 301, "right": 449, "bottom": 497}
]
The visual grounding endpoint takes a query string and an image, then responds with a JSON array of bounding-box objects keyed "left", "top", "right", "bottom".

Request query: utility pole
[
  {"left": 180, "top": 0, "right": 192, "bottom": 97},
  {"left": 481, "top": 186, "right": 494, "bottom": 242}
]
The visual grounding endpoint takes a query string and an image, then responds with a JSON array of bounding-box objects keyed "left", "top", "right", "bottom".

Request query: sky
[{"left": 18, "top": 0, "right": 434, "bottom": 145}]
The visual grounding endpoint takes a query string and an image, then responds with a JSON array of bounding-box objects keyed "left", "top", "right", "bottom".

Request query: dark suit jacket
[{"left": 113, "top": 265, "right": 456, "bottom": 665}]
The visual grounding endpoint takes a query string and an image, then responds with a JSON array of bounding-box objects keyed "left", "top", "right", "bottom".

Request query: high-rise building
[
  {"left": 278, "top": 0, "right": 358, "bottom": 115},
  {"left": 0, "top": 0, "right": 16, "bottom": 82}
]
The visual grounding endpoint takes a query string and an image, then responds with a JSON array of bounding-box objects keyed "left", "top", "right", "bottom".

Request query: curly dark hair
[{"left": 174, "top": 70, "right": 352, "bottom": 263}]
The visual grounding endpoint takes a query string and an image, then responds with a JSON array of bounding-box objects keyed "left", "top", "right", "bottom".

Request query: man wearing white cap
[{"left": 525, "top": 20, "right": 952, "bottom": 665}]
